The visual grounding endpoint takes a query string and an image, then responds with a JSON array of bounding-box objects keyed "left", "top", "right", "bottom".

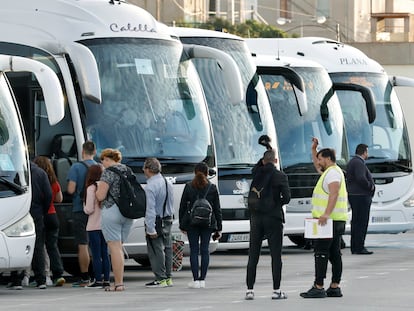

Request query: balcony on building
[{"left": 371, "top": 12, "right": 414, "bottom": 42}]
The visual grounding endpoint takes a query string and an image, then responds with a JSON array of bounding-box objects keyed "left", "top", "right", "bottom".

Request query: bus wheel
[
  {"left": 133, "top": 257, "right": 151, "bottom": 267},
  {"left": 62, "top": 257, "right": 94, "bottom": 277},
  {"left": 288, "top": 235, "right": 306, "bottom": 247}
]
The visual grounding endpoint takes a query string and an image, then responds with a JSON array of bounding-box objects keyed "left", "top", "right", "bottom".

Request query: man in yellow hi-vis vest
[{"left": 300, "top": 137, "right": 348, "bottom": 299}]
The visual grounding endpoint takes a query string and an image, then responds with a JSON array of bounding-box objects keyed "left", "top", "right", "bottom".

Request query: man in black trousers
[{"left": 346, "top": 144, "right": 375, "bottom": 255}]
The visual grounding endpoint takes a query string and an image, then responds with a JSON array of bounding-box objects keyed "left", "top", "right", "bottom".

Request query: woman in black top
[{"left": 179, "top": 162, "right": 222, "bottom": 289}]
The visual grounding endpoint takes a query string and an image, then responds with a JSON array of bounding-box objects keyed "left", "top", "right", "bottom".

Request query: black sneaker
[
  {"left": 300, "top": 286, "right": 327, "bottom": 298},
  {"left": 6, "top": 282, "right": 23, "bottom": 290},
  {"left": 145, "top": 280, "right": 167, "bottom": 288},
  {"left": 36, "top": 283, "right": 47, "bottom": 289},
  {"left": 326, "top": 286, "right": 343, "bottom": 297},
  {"left": 72, "top": 279, "right": 90, "bottom": 287},
  {"left": 103, "top": 281, "right": 111, "bottom": 289},
  {"left": 85, "top": 281, "right": 103, "bottom": 288}
]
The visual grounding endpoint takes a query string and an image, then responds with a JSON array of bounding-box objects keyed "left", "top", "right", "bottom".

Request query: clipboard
[{"left": 304, "top": 218, "right": 333, "bottom": 239}]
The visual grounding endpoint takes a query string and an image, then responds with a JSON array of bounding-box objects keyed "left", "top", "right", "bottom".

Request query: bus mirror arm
[
  {"left": 390, "top": 75, "right": 414, "bottom": 87},
  {"left": 183, "top": 44, "right": 244, "bottom": 105},
  {"left": 333, "top": 82, "right": 376, "bottom": 124},
  {"left": 63, "top": 42, "right": 102, "bottom": 104},
  {"left": 0, "top": 55, "right": 64, "bottom": 125}
]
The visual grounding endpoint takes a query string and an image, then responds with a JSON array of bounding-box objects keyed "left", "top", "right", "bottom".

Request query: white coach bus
[
  {"left": 0, "top": 55, "right": 64, "bottom": 271},
  {"left": 245, "top": 49, "right": 350, "bottom": 246},
  {"left": 173, "top": 28, "right": 278, "bottom": 250},
  {"left": 0, "top": 0, "right": 243, "bottom": 272},
  {"left": 249, "top": 37, "right": 414, "bottom": 235},
  {"left": 172, "top": 27, "right": 277, "bottom": 250}
]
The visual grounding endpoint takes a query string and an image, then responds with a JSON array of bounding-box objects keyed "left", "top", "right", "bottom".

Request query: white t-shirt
[{"left": 322, "top": 167, "right": 342, "bottom": 193}]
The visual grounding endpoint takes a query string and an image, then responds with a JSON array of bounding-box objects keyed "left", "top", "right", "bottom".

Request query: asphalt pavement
[{"left": 1, "top": 232, "right": 414, "bottom": 311}]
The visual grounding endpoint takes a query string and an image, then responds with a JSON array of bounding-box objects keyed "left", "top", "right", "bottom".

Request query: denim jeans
[
  {"left": 88, "top": 230, "right": 110, "bottom": 282},
  {"left": 187, "top": 227, "right": 213, "bottom": 281}
]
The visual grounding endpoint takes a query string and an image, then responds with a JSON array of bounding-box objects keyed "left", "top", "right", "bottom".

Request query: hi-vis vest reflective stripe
[{"left": 311, "top": 165, "right": 348, "bottom": 221}]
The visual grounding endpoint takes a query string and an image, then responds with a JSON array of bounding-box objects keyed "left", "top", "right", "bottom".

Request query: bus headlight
[
  {"left": 3, "top": 214, "right": 35, "bottom": 237},
  {"left": 403, "top": 196, "right": 414, "bottom": 207}
]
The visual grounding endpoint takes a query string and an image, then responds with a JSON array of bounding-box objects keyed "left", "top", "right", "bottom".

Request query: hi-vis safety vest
[{"left": 311, "top": 165, "right": 348, "bottom": 221}]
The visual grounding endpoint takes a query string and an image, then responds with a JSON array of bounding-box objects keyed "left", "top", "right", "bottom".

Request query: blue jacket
[{"left": 346, "top": 155, "right": 375, "bottom": 196}]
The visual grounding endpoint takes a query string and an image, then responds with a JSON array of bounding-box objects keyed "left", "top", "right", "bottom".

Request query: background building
[{"left": 129, "top": 0, "right": 414, "bottom": 43}]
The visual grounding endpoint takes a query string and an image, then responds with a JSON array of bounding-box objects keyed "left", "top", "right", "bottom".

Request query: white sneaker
[
  {"left": 272, "top": 290, "right": 287, "bottom": 299},
  {"left": 46, "top": 276, "right": 53, "bottom": 286},
  {"left": 21, "top": 275, "right": 30, "bottom": 287},
  {"left": 199, "top": 280, "right": 205, "bottom": 288},
  {"left": 188, "top": 280, "right": 200, "bottom": 288},
  {"left": 245, "top": 290, "right": 254, "bottom": 300}
]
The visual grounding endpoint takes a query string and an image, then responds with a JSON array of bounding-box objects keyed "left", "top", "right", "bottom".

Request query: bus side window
[{"left": 50, "top": 134, "right": 77, "bottom": 198}]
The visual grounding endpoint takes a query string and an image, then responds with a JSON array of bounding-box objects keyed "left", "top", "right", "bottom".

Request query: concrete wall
[{"left": 383, "top": 65, "right": 414, "bottom": 154}]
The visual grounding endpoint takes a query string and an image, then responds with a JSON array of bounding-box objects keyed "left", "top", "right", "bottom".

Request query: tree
[{"left": 174, "top": 18, "right": 289, "bottom": 38}]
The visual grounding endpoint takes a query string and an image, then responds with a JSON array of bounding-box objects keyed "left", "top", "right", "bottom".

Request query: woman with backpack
[
  {"left": 96, "top": 148, "right": 133, "bottom": 292},
  {"left": 179, "top": 162, "right": 222, "bottom": 289}
]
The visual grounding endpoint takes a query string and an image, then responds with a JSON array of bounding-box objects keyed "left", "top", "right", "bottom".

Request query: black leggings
[{"left": 246, "top": 214, "right": 284, "bottom": 290}]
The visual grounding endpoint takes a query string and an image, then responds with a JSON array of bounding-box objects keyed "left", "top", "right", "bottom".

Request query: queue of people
[{"left": 6, "top": 136, "right": 375, "bottom": 303}]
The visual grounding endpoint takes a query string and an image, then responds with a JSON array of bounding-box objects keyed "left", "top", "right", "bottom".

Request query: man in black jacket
[
  {"left": 245, "top": 149, "right": 291, "bottom": 300},
  {"left": 30, "top": 161, "right": 53, "bottom": 288},
  {"left": 346, "top": 144, "right": 375, "bottom": 255}
]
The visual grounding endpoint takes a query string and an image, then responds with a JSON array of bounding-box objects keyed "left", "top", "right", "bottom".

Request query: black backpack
[
  {"left": 107, "top": 166, "right": 146, "bottom": 219},
  {"left": 190, "top": 183, "right": 213, "bottom": 228},
  {"left": 248, "top": 169, "right": 273, "bottom": 212}
]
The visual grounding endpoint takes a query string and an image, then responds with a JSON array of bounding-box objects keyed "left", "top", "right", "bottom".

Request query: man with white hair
[{"left": 143, "top": 157, "right": 175, "bottom": 288}]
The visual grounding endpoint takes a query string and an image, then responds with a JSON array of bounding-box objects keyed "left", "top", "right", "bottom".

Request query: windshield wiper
[
  {"left": 0, "top": 176, "right": 26, "bottom": 194},
  {"left": 220, "top": 163, "right": 256, "bottom": 168},
  {"left": 283, "top": 163, "right": 315, "bottom": 171},
  {"left": 124, "top": 157, "right": 180, "bottom": 166},
  {"left": 367, "top": 161, "right": 412, "bottom": 172}
]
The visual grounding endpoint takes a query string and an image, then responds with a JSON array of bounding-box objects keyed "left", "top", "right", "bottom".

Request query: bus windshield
[
  {"left": 261, "top": 66, "right": 347, "bottom": 169},
  {"left": 0, "top": 74, "right": 28, "bottom": 197},
  {"left": 179, "top": 37, "right": 275, "bottom": 167},
  {"left": 81, "top": 38, "right": 214, "bottom": 167},
  {"left": 331, "top": 72, "right": 411, "bottom": 173}
]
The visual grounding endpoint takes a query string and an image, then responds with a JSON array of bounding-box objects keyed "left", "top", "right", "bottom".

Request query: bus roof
[
  {"left": 0, "top": 0, "right": 175, "bottom": 52},
  {"left": 172, "top": 27, "right": 244, "bottom": 41},
  {"left": 249, "top": 51, "right": 327, "bottom": 70},
  {"left": 246, "top": 37, "right": 385, "bottom": 74}
]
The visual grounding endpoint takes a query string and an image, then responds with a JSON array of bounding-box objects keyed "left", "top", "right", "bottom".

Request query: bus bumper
[{"left": 0, "top": 232, "right": 35, "bottom": 271}]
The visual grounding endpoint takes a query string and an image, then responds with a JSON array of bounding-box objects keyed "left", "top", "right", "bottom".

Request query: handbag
[
  {"left": 155, "top": 178, "right": 168, "bottom": 236},
  {"left": 155, "top": 215, "right": 163, "bottom": 236}
]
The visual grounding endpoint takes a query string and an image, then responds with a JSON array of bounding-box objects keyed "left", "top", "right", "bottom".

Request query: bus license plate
[
  {"left": 371, "top": 216, "right": 391, "bottom": 223},
  {"left": 228, "top": 234, "right": 250, "bottom": 242}
]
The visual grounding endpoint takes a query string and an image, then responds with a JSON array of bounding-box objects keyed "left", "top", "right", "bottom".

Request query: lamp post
[{"left": 277, "top": 16, "right": 341, "bottom": 41}]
